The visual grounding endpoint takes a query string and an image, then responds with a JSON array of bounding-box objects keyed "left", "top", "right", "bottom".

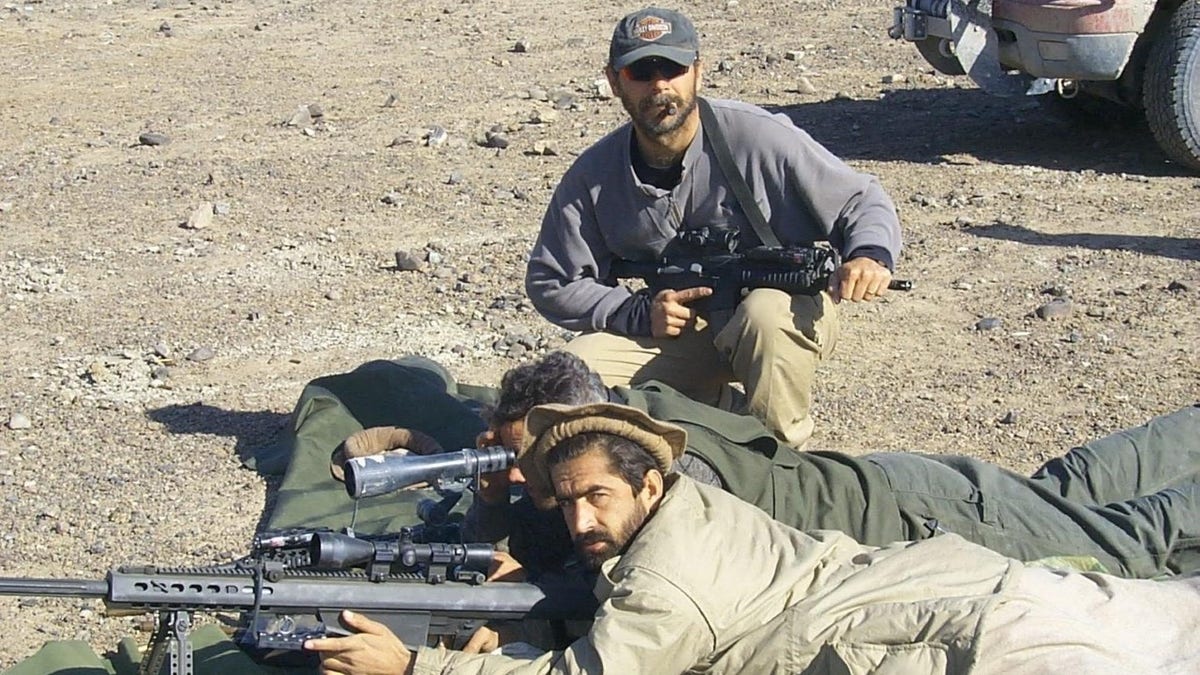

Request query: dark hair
[
  {"left": 546, "top": 432, "right": 658, "bottom": 494},
  {"left": 490, "top": 351, "right": 607, "bottom": 425}
]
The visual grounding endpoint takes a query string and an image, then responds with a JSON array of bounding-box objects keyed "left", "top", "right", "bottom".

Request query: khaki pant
[
  {"left": 977, "top": 568, "right": 1200, "bottom": 673},
  {"left": 566, "top": 289, "right": 839, "bottom": 447}
]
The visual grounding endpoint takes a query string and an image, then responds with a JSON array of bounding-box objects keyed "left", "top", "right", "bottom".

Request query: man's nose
[
  {"left": 507, "top": 466, "right": 526, "bottom": 484},
  {"left": 567, "top": 504, "right": 597, "bottom": 535}
]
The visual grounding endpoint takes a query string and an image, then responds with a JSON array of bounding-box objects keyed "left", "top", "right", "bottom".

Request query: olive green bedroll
[{"left": 6, "top": 356, "right": 498, "bottom": 675}]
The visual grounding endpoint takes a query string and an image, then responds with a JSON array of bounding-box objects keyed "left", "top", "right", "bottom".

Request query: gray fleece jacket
[{"left": 525, "top": 96, "right": 902, "bottom": 336}]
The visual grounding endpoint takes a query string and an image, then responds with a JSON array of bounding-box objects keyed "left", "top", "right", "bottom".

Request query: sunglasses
[{"left": 622, "top": 57, "right": 691, "bottom": 82}]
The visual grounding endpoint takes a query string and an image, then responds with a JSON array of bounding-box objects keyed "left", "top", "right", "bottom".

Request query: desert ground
[{"left": 0, "top": 0, "right": 1197, "bottom": 667}]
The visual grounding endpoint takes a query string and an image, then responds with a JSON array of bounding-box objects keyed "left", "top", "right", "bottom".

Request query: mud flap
[{"left": 946, "top": 0, "right": 1056, "bottom": 96}]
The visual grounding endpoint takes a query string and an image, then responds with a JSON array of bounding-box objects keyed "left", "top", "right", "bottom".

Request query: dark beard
[
  {"left": 573, "top": 530, "right": 621, "bottom": 570},
  {"left": 572, "top": 501, "right": 649, "bottom": 570},
  {"left": 617, "top": 86, "right": 697, "bottom": 138}
]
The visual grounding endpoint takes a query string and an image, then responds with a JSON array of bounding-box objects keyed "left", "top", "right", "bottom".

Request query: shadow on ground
[
  {"left": 147, "top": 402, "right": 289, "bottom": 467},
  {"left": 771, "top": 88, "right": 1194, "bottom": 177},
  {"left": 963, "top": 221, "right": 1200, "bottom": 262},
  {"left": 146, "top": 403, "right": 291, "bottom": 531}
]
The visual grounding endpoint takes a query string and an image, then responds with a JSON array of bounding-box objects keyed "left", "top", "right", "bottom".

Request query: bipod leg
[{"left": 139, "top": 610, "right": 195, "bottom": 675}]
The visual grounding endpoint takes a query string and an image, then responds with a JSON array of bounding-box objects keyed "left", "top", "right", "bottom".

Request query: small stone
[
  {"left": 7, "top": 413, "right": 31, "bottom": 430},
  {"left": 531, "top": 108, "right": 558, "bottom": 124},
  {"left": 382, "top": 93, "right": 398, "bottom": 107},
  {"left": 157, "top": 21, "right": 172, "bottom": 36},
  {"left": 324, "top": 289, "right": 342, "bottom": 301},
  {"left": 1167, "top": 280, "right": 1195, "bottom": 292},
  {"left": 427, "top": 251, "right": 444, "bottom": 265},
  {"left": 152, "top": 341, "right": 171, "bottom": 358},
  {"left": 185, "top": 347, "right": 215, "bottom": 363},
  {"left": 307, "top": 103, "right": 324, "bottom": 119},
  {"left": 0, "top": 202, "right": 12, "bottom": 213},
  {"left": 512, "top": 39, "right": 531, "bottom": 53},
  {"left": 213, "top": 202, "right": 231, "bottom": 216},
  {"left": 882, "top": 73, "right": 906, "bottom": 84},
  {"left": 394, "top": 250, "right": 423, "bottom": 271},
  {"left": 285, "top": 106, "right": 312, "bottom": 128},
  {"left": 184, "top": 203, "right": 214, "bottom": 230},
  {"left": 484, "top": 131, "right": 510, "bottom": 149},
  {"left": 999, "top": 410, "right": 1018, "bottom": 425},
  {"left": 447, "top": 170, "right": 464, "bottom": 185},
  {"left": 530, "top": 141, "right": 558, "bottom": 156},
  {"left": 425, "top": 126, "right": 448, "bottom": 147},
  {"left": 1035, "top": 298, "right": 1073, "bottom": 320},
  {"left": 138, "top": 132, "right": 170, "bottom": 147},
  {"left": 785, "top": 50, "right": 805, "bottom": 61},
  {"left": 381, "top": 192, "right": 403, "bottom": 205},
  {"left": 974, "top": 317, "right": 1002, "bottom": 331},
  {"left": 795, "top": 77, "right": 817, "bottom": 95},
  {"left": 593, "top": 78, "right": 613, "bottom": 99}
]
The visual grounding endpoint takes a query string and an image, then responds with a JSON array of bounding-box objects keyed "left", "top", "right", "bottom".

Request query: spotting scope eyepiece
[{"left": 343, "top": 445, "right": 516, "bottom": 499}]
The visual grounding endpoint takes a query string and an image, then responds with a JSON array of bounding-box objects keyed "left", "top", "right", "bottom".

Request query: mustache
[
  {"left": 638, "top": 93, "right": 681, "bottom": 114},
  {"left": 574, "top": 531, "right": 616, "bottom": 548}
]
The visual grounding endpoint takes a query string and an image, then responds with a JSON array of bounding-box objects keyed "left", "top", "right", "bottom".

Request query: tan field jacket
[{"left": 414, "top": 476, "right": 1200, "bottom": 674}]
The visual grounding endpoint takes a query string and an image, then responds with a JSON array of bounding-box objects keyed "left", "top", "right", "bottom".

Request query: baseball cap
[{"left": 609, "top": 7, "right": 700, "bottom": 70}]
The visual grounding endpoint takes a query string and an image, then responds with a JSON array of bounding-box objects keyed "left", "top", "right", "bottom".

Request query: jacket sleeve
[
  {"left": 780, "top": 127, "right": 901, "bottom": 268},
  {"left": 412, "top": 568, "right": 714, "bottom": 675},
  {"left": 524, "top": 174, "right": 649, "bottom": 336}
]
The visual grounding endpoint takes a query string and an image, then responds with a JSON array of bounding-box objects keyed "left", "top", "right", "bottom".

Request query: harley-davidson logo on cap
[{"left": 632, "top": 16, "right": 672, "bottom": 41}]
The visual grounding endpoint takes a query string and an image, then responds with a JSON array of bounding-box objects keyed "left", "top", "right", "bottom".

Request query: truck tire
[{"left": 1143, "top": 0, "right": 1200, "bottom": 170}]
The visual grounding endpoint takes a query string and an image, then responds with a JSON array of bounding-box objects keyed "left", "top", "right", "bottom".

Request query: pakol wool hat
[
  {"left": 609, "top": 7, "right": 700, "bottom": 70},
  {"left": 519, "top": 402, "right": 686, "bottom": 498}
]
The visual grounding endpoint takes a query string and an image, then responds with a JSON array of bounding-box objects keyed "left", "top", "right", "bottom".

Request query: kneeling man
[{"left": 308, "top": 403, "right": 1200, "bottom": 674}]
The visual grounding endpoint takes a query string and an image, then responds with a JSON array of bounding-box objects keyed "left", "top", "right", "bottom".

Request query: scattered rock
[
  {"left": 381, "top": 192, "right": 403, "bottom": 205},
  {"left": 185, "top": 347, "right": 215, "bottom": 363},
  {"left": 137, "top": 132, "right": 170, "bottom": 147},
  {"left": 512, "top": 39, "right": 531, "bottom": 53},
  {"left": 393, "top": 250, "right": 422, "bottom": 271},
  {"left": 1167, "top": 280, "right": 1195, "bottom": 293},
  {"left": 425, "top": 126, "right": 448, "bottom": 147},
  {"left": 592, "top": 78, "right": 613, "bottom": 99},
  {"left": 999, "top": 410, "right": 1018, "bottom": 425},
  {"left": 795, "top": 77, "right": 817, "bottom": 95},
  {"left": 285, "top": 106, "right": 312, "bottom": 128},
  {"left": 1034, "top": 298, "right": 1073, "bottom": 320},
  {"left": 184, "top": 203, "right": 214, "bottom": 230},
  {"left": 975, "top": 317, "right": 1002, "bottom": 331},
  {"left": 7, "top": 413, "right": 31, "bottom": 430}
]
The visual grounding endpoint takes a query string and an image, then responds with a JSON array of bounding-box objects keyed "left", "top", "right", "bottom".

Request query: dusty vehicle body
[{"left": 891, "top": 0, "right": 1200, "bottom": 170}]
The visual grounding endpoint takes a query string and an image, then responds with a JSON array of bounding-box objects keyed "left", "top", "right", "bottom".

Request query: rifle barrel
[{"left": 0, "top": 577, "right": 108, "bottom": 598}]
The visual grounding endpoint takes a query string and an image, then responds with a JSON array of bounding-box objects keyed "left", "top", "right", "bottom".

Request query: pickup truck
[{"left": 890, "top": 0, "right": 1199, "bottom": 170}]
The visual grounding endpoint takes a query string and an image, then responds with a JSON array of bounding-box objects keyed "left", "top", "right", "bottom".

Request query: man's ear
[
  {"left": 640, "top": 468, "right": 665, "bottom": 508},
  {"left": 604, "top": 65, "right": 620, "bottom": 92}
]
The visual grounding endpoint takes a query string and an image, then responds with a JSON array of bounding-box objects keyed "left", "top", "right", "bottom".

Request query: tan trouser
[
  {"left": 566, "top": 289, "right": 839, "bottom": 448},
  {"left": 976, "top": 568, "right": 1200, "bottom": 674}
]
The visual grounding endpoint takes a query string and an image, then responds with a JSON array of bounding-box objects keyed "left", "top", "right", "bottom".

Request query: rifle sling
[{"left": 697, "top": 97, "right": 781, "bottom": 249}]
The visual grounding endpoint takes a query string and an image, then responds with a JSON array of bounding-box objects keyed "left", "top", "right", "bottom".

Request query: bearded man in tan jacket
[{"left": 307, "top": 403, "right": 1200, "bottom": 675}]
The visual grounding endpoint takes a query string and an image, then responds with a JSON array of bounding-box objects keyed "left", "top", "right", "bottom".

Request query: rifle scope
[
  {"left": 308, "top": 532, "right": 493, "bottom": 575},
  {"left": 343, "top": 445, "right": 515, "bottom": 499}
]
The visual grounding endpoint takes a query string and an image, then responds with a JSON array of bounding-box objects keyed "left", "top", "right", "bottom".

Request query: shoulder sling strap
[{"left": 696, "top": 97, "right": 782, "bottom": 249}]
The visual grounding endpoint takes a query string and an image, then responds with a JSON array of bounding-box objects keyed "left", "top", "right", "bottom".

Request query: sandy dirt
[{"left": 1, "top": 0, "right": 1197, "bottom": 666}]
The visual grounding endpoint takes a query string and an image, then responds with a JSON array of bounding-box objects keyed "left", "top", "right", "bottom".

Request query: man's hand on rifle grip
[
  {"left": 651, "top": 287, "right": 713, "bottom": 337},
  {"left": 306, "top": 610, "right": 414, "bottom": 675},
  {"left": 830, "top": 257, "right": 892, "bottom": 303}
]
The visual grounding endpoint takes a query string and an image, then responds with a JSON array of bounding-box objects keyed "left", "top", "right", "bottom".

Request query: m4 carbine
[{"left": 612, "top": 244, "right": 912, "bottom": 312}]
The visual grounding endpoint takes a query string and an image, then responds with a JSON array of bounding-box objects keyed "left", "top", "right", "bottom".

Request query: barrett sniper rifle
[
  {"left": 0, "top": 528, "right": 596, "bottom": 675},
  {"left": 610, "top": 226, "right": 912, "bottom": 312}
]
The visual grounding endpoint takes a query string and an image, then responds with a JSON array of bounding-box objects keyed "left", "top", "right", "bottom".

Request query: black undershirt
[{"left": 631, "top": 136, "right": 683, "bottom": 189}]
